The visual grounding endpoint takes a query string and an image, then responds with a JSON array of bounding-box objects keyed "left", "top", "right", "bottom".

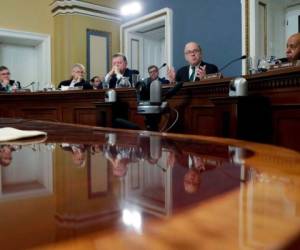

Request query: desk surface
[{"left": 0, "top": 118, "right": 300, "bottom": 250}]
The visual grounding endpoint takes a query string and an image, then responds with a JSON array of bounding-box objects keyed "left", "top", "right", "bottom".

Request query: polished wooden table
[
  {"left": 0, "top": 118, "right": 300, "bottom": 249},
  {"left": 0, "top": 66, "right": 300, "bottom": 151}
]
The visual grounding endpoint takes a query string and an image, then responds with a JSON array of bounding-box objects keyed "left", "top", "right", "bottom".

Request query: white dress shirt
[{"left": 188, "top": 64, "right": 200, "bottom": 81}]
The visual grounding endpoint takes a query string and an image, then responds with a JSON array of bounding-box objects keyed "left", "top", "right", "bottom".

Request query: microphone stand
[
  {"left": 22, "top": 82, "right": 35, "bottom": 89},
  {"left": 219, "top": 56, "right": 247, "bottom": 72}
]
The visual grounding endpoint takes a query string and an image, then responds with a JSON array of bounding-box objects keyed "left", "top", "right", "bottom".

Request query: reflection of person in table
[
  {"left": 103, "top": 143, "right": 136, "bottom": 177},
  {"left": 0, "top": 145, "right": 15, "bottom": 167},
  {"left": 111, "top": 158, "right": 131, "bottom": 177},
  {"left": 166, "top": 143, "right": 216, "bottom": 193},
  {"left": 61, "top": 143, "right": 87, "bottom": 168},
  {"left": 183, "top": 155, "right": 205, "bottom": 194},
  {"left": 91, "top": 144, "right": 103, "bottom": 155},
  {"left": 184, "top": 153, "right": 217, "bottom": 193}
]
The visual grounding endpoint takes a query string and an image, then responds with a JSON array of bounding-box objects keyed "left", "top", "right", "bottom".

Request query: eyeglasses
[
  {"left": 287, "top": 44, "right": 299, "bottom": 50},
  {"left": 185, "top": 49, "right": 200, "bottom": 55},
  {"left": 0, "top": 72, "right": 10, "bottom": 76},
  {"left": 148, "top": 69, "right": 158, "bottom": 74}
]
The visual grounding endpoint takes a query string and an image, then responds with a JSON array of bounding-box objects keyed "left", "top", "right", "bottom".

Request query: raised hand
[
  {"left": 196, "top": 65, "right": 206, "bottom": 80},
  {"left": 167, "top": 66, "right": 176, "bottom": 83}
]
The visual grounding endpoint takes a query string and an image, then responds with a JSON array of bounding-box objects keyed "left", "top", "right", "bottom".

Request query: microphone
[
  {"left": 150, "top": 79, "right": 161, "bottom": 104},
  {"left": 158, "top": 63, "right": 167, "bottom": 70},
  {"left": 137, "top": 79, "right": 162, "bottom": 114},
  {"left": 150, "top": 135, "right": 162, "bottom": 161},
  {"left": 219, "top": 55, "right": 247, "bottom": 72},
  {"left": 22, "top": 82, "right": 36, "bottom": 89},
  {"left": 22, "top": 82, "right": 35, "bottom": 89},
  {"left": 276, "top": 57, "right": 288, "bottom": 64}
]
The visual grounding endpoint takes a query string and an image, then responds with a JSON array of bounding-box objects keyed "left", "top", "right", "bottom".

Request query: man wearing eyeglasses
[
  {"left": 286, "top": 33, "right": 300, "bottom": 62},
  {"left": 147, "top": 65, "right": 170, "bottom": 84},
  {"left": 168, "top": 42, "right": 218, "bottom": 82},
  {"left": 0, "top": 66, "right": 21, "bottom": 92}
]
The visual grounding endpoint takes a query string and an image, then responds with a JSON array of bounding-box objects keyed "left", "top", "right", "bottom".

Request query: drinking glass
[
  {"left": 118, "top": 77, "right": 131, "bottom": 88},
  {"left": 257, "top": 58, "right": 270, "bottom": 72}
]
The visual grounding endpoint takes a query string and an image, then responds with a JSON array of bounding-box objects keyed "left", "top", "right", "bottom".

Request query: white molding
[
  {"left": 241, "top": 0, "right": 246, "bottom": 75},
  {"left": 241, "top": 0, "right": 258, "bottom": 74},
  {"left": 51, "top": 0, "right": 121, "bottom": 22},
  {"left": 121, "top": 8, "right": 173, "bottom": 68},
  {"left": 0, "top": 28, "right": 52, "bottom": 89},
  {"left": 0, "top": 28, "right": 50, "bottom": 42}
]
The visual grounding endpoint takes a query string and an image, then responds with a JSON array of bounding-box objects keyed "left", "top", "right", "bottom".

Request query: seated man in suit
[
  {"left": 286, "top": 33, "right": 300, "bottom": 62},
  {"left": 104, "top": 53, "right": 137, "bottom": 88},
  {"left": 147, "top": 65, "right": 170, "bottom": 84},
  {"left": 90, "top": 76, "right": 104, "bottom": 90},
  {"left": 0, "top": 66, "right": 21, "bottom": 92},
  {"left": 168, "top": 41, "right": 218, "bottom": 82},
  {"left": 58, "top": 63, "right": 92, "bottom": 90}
]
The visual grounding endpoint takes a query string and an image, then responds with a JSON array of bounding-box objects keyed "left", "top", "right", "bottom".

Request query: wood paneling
[
  {"left": 0, "top": 66, "right": 300, "bottom": 150},
  {"left": 74, "top": 108, "right": 97, "bottom": 126},
  {"left": 20, "top": 108, "right": 59, "bottom": 122}
]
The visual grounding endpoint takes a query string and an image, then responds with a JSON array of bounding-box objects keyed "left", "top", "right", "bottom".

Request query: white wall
[
  {"left": 0, "top": 28, "right": 51, "bottom": 90},
  {"left": 0, "top": 43, "right": 38, "bottom": 88},
  {"left": 267, "top": 0, "right": 286, "bottom": 58},
  {"left": 143, "top": 37, "right": 165, "bottom": 79},
  {"left": 286, "top": 4, "right": 300, "bottom": 40},
  {"left": 1, "top": 145, "right": 52, "bottom": 185},
  {"left": 249, "top": 0, "right": 289, "bottom": 66}
]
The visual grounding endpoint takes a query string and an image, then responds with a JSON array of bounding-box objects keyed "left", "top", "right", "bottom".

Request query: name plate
[
  {"left": 15, "top": 89, "right": 31, "bottom": 92},
  {"left": 203, "top": 72, "right": 222, "bottom": 80},
  {"left": 269, "top": 60, "right": 300, "bottom": 70},
  {"left": 270, "top": 62, "right": 293, "bottom": 70}
]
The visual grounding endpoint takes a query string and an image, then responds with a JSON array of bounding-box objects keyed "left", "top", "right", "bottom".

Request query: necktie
[{"left": 189, "top": 66, "right": 195, "bottom": 81}]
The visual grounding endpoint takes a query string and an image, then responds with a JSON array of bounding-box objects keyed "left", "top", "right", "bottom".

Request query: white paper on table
[{"left": 0, "top": 127, "right": 47, "bottom": 142}]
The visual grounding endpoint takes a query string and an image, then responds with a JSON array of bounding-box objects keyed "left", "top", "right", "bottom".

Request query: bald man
[
  {"left": 286, "top": 33, "right": 300, "bottom": 62},
  {"left": 168, "top": 41, "right": 218, "bottom": 82}
]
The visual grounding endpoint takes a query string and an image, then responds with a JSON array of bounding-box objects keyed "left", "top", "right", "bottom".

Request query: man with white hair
[{"left": 168, "top": 41, "right": 218, "bottom": 82}]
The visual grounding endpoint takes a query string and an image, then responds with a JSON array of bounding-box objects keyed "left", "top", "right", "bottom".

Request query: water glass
[
  {"left": 118, "top": 77, "right": 131, "bottom": 88},
  {"left": 257, "top": 58, "right": 270, "bottom": 72},
  {"left": 102, "top": 81, "right": 109, "bottom": 89},
  {"left": 131, "top": 74, "right": 139, "bottom": 87}
]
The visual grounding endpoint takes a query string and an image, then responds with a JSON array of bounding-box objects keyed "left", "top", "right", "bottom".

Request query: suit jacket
[
  {"left": 58, "top": 79, "right": 92, "bottom": 90},
  {"left": 0, "top": 80, "right": 21, "bottom": 92},
  {"left": 108, "top": 68, "right": 137, "bottom": 88},
  {"left": 158, "top": 77, "right": 170, "bottom": 84},
  {"left": 175, "top": 61, "right": 218, "bottom": 82}
]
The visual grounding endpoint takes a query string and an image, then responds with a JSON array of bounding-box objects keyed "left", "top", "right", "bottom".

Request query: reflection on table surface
[{"left": 0, "top": 120, "right": 300, "bottom": 250}]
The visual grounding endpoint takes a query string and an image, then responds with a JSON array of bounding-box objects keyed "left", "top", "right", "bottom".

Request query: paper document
[{"left": 0, "top": 127, "right": 47, "bottom": 142}]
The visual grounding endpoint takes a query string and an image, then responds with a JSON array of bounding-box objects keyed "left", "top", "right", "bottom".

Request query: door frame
[
  {"left": 120, "top": 8, "right": 173, "bottom": 70},
  {"left": 0, "top": 28, "right": 51, "bottom": 89}
]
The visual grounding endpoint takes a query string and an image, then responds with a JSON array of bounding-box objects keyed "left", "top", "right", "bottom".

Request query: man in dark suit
[
  {"left": 168, "top": 42, "right": 218, "bottom": 82},
  {"left": 147, "top": 65, "right": 170, "bottom": 84},
  {"left": 0, "top": 66, "right": 21, "bottom": 92},
  {"left": 286, "top": 33, "right": 300, "bottom": 62},
  {"left": 104, "top": 53, "right": 137, "bottom": 88},
  {"left": 58, "top": 63, "right": 92, "bottom": 90}
]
